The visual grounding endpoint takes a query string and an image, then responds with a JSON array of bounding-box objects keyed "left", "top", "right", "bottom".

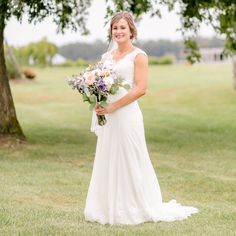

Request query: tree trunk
[
  {"left": 233, "top": 56, "right": 236, "bottom": 90},
  {"left": 0, "top": 22, "right": 25, "bottom": 139}
]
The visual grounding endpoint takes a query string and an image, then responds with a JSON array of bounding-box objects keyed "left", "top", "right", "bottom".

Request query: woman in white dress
[{"left": 84, "top": 11, "right": 199, "bottom": 225}]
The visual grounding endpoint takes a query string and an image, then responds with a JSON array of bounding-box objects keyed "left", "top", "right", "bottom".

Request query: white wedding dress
[{"left": 84, "top": 47, "right": 199, "bottom": 225}]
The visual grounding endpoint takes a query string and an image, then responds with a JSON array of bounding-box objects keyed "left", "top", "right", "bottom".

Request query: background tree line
[
  {"left": 59, "top": 37, "right": 225, "bottom": 61},
  {"left": 12, "top": 36, "right": 225, "bottom": 65},
  {"left": 12, "top": 38, "right": 57, "bottom": 66}
]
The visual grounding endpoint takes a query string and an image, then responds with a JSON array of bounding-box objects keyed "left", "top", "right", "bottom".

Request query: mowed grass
[{"left": 0, "top": 63, "right": 236, "bottom": 235}]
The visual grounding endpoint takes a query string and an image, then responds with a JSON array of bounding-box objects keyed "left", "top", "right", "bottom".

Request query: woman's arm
[{"left": 96, "top": 53, "right": 148, "bottom": 115}]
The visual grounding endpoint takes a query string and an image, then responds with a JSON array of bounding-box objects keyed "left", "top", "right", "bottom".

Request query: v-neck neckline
[{"left": 111, "top": 47, "right": 137, "bottom": 64}]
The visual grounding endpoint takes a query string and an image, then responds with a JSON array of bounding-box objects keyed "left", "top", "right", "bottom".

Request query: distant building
[
  {"left": 51, "top": 54, "right": 67, "bottom": 65},
  {"left": 200, "top": 47, "right": 231, "bottom": 63}
]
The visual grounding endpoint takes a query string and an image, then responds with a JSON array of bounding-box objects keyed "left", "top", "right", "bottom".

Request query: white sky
[{"left": 4, "top": 0, "right": 216, "bottom": 47}]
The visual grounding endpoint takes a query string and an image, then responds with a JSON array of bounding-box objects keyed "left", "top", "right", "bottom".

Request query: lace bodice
[{"left": 101, "top": 47, "right": 147, "bottom": 88}]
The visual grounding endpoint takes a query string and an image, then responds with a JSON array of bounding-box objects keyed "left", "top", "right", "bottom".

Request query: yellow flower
[{"left": 101, "top": 70, "right": 110, "bottom": 77}]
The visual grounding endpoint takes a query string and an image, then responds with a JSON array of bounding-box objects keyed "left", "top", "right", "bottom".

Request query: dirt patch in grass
[
  {"left": 10, "top": 78, "right": 36, "bottom": 84},
  {"left": 0, "top": 134, "right": 28, "bottom": 149}
]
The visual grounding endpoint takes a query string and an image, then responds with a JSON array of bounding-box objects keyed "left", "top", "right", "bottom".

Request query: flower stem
[{"left": 97, "top": 114, "right": 106, "bottom": 126}]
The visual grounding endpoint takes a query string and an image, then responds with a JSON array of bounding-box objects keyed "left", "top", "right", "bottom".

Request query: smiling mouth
[{"left": 115, "top": 35, "right": 124, "bottom": 39}]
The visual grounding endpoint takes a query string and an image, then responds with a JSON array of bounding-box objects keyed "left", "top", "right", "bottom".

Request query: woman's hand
[{"left": 95, "top": 103, "right": 116, "bottom": 116}]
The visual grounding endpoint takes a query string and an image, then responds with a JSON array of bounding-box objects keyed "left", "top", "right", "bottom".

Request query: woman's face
[{"left": 111, "top": 18, "right": 132, "bottom": 44}]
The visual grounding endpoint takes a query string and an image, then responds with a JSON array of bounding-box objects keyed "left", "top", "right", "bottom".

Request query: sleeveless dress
[{"left": 84, "top": 47, "right": 199, "bottom": 225}]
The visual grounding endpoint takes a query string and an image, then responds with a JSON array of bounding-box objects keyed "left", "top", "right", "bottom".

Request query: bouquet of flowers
[{"left": 66, "top": 60, "right": 130, "bottom": 126}]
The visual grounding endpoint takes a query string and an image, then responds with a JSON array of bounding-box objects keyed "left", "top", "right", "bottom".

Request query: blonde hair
[{"left": 109, "top": 11, "right": 137, "bottom": 40}]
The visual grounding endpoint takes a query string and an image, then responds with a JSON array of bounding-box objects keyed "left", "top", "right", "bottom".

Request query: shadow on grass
[{"left": 24, "top": 125, "right": 96, "bottom": 146}]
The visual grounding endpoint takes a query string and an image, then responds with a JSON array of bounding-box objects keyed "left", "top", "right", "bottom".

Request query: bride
[{"left": 84, "top": 11, "right": 199, "bottom": 225}]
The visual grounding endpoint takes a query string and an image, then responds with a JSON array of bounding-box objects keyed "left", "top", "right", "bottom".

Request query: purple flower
[
  {"left": 98, "top": 84, "right": 106, "bottom": 91},
  {"left": 98, "top": 79, "right": 105, "bottom": 85}
]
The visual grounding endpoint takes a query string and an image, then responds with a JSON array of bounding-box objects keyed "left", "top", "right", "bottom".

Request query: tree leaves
[
  {"left": 1, "top": 0, "right": 91, "bottom": 34},
  {"left": 104, "top": 0, "right": 235, "bottom": 62},
  {"left": 184, "top": 38, "right": 201, "bottom": 64},
  {"left": 1, "top": 0, "right": 235, "bottom": 62},
  {"left": 178, "top": 0, "right": 236, "bottom": 60}
]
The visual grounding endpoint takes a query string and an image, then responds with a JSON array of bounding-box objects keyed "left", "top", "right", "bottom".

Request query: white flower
[
  {"left": 94, "top": 68, "right": 102, "bottom": 76},
  {"left": 104, "top": 76, "right": 114, "bottom": 85},
  {"left": 104, "top": 76, "right": 114, "bottom": 90}
]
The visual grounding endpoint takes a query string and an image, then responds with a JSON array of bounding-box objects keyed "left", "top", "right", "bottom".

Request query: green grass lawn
[{"left": 0, "top": 64, "right": 236, "bottom": 235}]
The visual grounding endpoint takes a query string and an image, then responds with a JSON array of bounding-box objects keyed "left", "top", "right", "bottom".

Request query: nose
[{"left": 113, "top": 28, "right": 122, "bottom": 34}]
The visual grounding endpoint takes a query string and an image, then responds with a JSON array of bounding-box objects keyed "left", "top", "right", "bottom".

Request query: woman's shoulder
[
  {"left": 130, "top": 47, "right": 148, "bottom": 61},
  {"left": 134, "top": 47, "right": 147, "bottom": 54}
]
